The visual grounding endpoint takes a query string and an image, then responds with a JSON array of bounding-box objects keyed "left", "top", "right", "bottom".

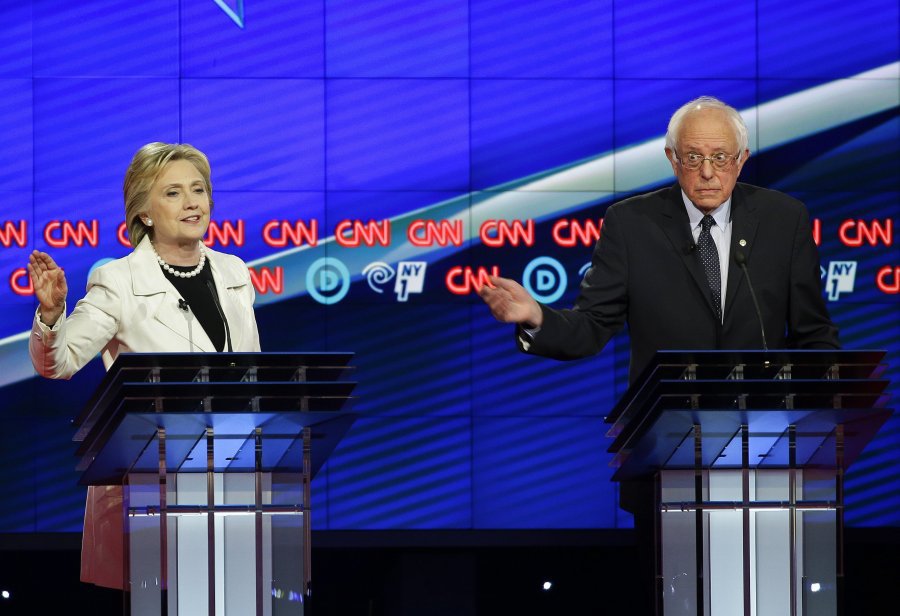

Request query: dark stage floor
[{"left": 1, "top": 529, "right": 897, "bottom": 615}]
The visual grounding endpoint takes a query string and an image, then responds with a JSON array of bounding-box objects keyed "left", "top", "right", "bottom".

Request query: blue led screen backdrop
[{"left": 0, "top": 0, "right": 897, "bottom": 533}]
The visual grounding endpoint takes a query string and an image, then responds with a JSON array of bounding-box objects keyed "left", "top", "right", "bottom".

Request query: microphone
[
  {"left": 178, "top": 298, "right": 196, "bottom": 352},
  {"left": 734, "top": 250, "right": 768, "bottom": 350},
  {"left": 206, "top": 280, "right": 233, "bottom": 352},
  {"left": 683, "top": 242, "right": 696, "bottom": 255}
]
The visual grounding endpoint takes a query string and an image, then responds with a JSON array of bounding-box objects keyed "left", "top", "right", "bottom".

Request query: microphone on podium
[
  {"left": 734, "top": 250, "right": 767, "bottom": 351},
  {"left": 206, "top": 280, "right": 233, "bottom": 352}
]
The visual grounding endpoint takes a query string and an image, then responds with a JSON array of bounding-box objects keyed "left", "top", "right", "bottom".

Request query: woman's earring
[{"left": 145, "top": 218, "right": 153, "bottom": 227}]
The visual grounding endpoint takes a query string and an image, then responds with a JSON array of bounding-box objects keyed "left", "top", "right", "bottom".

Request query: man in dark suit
[
  {"left": 479, "top": 96, "right": 839, "bottom": 380},
  {"left": 479, "top": 96, "right": 840, "bottom": 615}
]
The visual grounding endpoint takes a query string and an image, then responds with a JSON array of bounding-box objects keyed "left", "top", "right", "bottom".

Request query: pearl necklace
[{"left": 152, "top": 242, "right": 207, "bottom": 278}]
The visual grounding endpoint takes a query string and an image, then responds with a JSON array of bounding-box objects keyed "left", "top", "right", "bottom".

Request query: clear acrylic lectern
[
  {"left": 73, "top": 352, "right": 357, "bottom": 616},
  {"left": 606, "top": 350, "right": 892, "bottom": 616}
]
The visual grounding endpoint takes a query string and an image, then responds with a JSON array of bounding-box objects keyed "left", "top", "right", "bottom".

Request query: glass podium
[
  {"left": 73, "top": 352, "right": 357, "bottom": 616},
  {"left": 606, "top": 350, "right": 892, "bottom": 616}
]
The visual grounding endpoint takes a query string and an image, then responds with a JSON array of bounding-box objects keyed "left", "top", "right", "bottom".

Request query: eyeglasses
[{"left": 675, "top": 151, "right": 740, "bottom": 171}]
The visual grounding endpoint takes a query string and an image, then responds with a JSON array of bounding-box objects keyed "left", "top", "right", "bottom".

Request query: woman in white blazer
[{"left": 28, "top": 143, "right": 261, "bottom": 589}]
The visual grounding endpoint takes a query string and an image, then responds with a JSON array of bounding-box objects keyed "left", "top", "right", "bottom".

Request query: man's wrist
[{"left": 526, "top": 304, "right": 543, "bottom": 329}]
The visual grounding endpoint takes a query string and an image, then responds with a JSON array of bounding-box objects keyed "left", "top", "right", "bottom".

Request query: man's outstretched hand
[{"left": 477, "top": 276, "right": 543, "bottom": 328}]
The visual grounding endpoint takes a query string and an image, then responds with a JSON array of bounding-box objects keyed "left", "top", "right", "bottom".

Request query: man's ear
[
  {"left": 664, "top": 147, "right": 678, "bottom": 173},
  {"left": 736, "top": 148, "right": 751, "bottom": 173}
]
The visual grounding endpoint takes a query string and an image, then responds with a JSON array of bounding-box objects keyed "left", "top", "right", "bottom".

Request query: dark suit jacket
[{"left": 522, "top": 182, "right": 840, "bottom": 382}]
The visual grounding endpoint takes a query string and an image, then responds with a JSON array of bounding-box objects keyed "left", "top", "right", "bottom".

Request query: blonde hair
[{"left": 123, "top": 143, "right": 213, "bottom": 248}]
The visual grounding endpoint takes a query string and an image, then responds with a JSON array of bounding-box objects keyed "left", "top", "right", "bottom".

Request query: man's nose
[{"left": 699, "top": 159, "right": 715, "bottom": 180}]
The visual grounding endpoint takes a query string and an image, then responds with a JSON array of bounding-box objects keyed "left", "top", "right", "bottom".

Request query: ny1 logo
[
  {"left": 822, "top": 261, "right": 857, "bottom": 301},
  {"left": 362, "top": 261, "right": 428, "bottom": 302}
]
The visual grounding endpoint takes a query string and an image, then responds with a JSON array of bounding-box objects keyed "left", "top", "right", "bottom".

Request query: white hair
[{"left": 665, "top": 96, "right": 749, "bottom": 159}]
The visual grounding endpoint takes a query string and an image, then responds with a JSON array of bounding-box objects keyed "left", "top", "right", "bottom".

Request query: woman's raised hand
[{"left": 27, "top": 250, "right": 68, "bottom": 326}]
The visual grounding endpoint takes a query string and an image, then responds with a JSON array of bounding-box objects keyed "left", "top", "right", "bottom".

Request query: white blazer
[
  {"left": 30, "top": 236, "right": 261, "bottom": 378},
  {"left": 29, "top": 237, "right": 262, "bottom": 588}
]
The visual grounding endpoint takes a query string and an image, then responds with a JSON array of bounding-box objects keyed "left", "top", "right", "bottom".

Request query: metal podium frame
[
  {"left": 73, "top": 352, "right": 358, "bottom": 616},
  {"left": 605, "top": 350, "right": 892, "bottom": 616}
]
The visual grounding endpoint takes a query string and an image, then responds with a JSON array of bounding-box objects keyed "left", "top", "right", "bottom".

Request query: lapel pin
[{"left": 739, "top": 239, "right": 747, "bottom": 247}]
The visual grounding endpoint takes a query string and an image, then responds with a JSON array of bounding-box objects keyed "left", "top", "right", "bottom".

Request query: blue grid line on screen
[
  {"left": 470, "top": 79, "right": 615, "bottom": 189},
  {"left": 32, "top": 78, "right": 180, "bottom": 190},
  {"left": 325, "top": 190, "right": 468, "bottom": 228},
  {"left": 182, "top": 0, "right": 324, "bottom": 77},
  {"left": 0, "top": 4, "right": 32, "bottom": 78},
  {"left": 472, "top": 416, "right": 618, "bottom": 528},
  {"left": 325, "top": 0, "right": 468, "bottom": 78},
  {"left": 326, "top": 79, "right": 470, "bottom": 191},
  {"left": 757, "top": 0, "right": 899, "bottom": 81},
  {"left": 326, "top": 302, "right": 472, "bottom": 417},
  {"left": 326, "top": 416, "right": 473, "bottom": 529},
  {"left": 32, "top": 2, "right": 178, "bottom": 77},
  {"left": 760, "top": 103, "right": 900, "bottom": 192},
  {"left": 613, "top": 79, "right": 759, "bottom": 155},
  {"left": 180, "top": 78, "right": 326, "bottom": 191},
  {"left": 470, "top": 0, "right": 613, "bottom": 78},
  {"left": 0, "top": 79, "right": 33, "bottom": 190},
  {"left": 614, "top": 1, "right": 757, "bottom": 79},
  {"left": 470, "top": 291, "right": 619, "bottom": 418}
]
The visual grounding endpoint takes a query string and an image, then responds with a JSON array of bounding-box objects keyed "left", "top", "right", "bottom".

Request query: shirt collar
[{"left": 681, "top": 189, "right": 732, "bottom": 230}]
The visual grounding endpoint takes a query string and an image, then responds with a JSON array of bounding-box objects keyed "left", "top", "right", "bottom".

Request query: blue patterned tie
[{"left": 697, "top": 215, "right": 721, "bottom": 321}]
